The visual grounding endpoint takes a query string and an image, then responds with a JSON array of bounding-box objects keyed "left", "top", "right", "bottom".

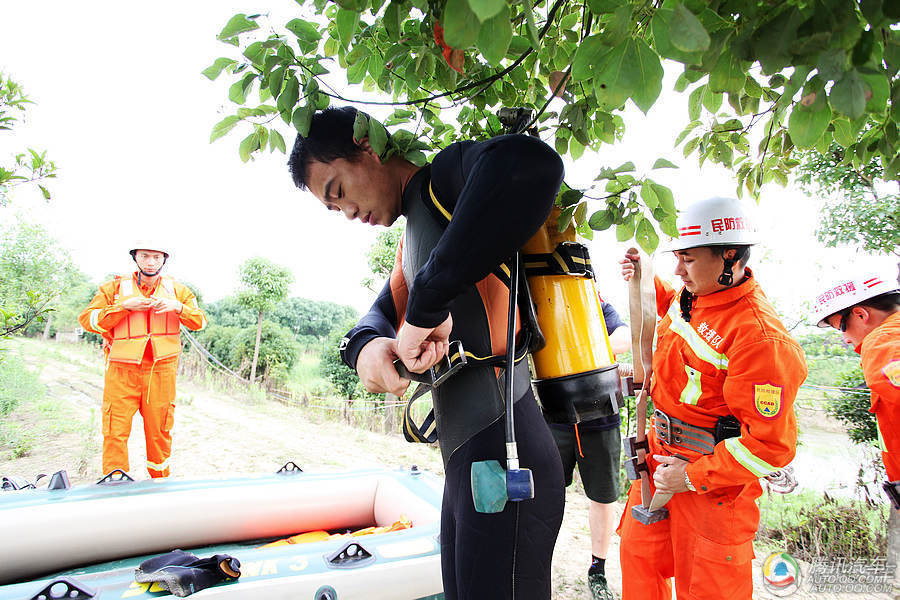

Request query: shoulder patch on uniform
[
  {"left": 754, "top": 383, "right": 783, "bottom": 418},
  {"left": 883, "top": 360, "right": 900, "bottom": 388}
]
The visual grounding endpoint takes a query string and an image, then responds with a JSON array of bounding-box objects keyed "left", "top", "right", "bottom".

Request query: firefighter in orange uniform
[
  {"left": 79, "top": 243, "right": 207, "bottom": 478},
  {"left": 617, "top": 197, "right": 807, "bottom": 600},
  {"left": 812, "top": 273, "right": 900, "bottom": 510}
]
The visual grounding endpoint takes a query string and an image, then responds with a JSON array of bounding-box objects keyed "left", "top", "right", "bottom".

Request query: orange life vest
[{"left": 108, "top": 275, "right": 182, "bottom": 364}]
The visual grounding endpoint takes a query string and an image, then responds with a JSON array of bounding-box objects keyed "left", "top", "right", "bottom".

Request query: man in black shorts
[
  {"left": 550, "top": 300, "right": 630, "bottom": 600},
  {"left": 288, "top": 106, "right": 566, "bottom": 599}
]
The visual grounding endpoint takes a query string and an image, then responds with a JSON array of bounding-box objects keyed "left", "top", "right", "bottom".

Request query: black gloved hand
[{"left": 135, "top": 550, "right": 241, "bottom": 597}]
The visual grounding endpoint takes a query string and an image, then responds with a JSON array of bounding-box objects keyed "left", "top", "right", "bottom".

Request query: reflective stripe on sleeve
[
  {"left": 724, "top": 437, "right": 779, "bottom": 477},
  {"left": 146, "top": 457, "right": 169, "bottom": 471},
  {"left": 666, "top": 301, "right": 729, "bottom": 370},
  {"left": 89, "top": 309, "right": 107, "bottom": 333},
  {"left": 679, "top": 366, "right": 702, "bottom": 405}
]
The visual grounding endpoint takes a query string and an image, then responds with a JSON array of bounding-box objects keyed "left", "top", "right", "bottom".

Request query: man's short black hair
[
  {"left": 715, "top": 245, "right": 751, "bottom": 266},
  {"left": 288, "top": 106, "right": 369, "bottom": 191},
  {"left": 858, "top": 291, "right": 900, "bottom": 312}
]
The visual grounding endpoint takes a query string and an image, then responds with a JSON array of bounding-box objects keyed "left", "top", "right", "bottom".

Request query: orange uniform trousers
[
  {"left": 618, "top": 450, "right": 758, "bottom": 600},
  {"left": 102, "top": 355, "right": 178, "bottom": 478}
]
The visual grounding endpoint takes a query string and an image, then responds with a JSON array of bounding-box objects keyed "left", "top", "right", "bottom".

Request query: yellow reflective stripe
[
  {"left": 119, "top": 277, "right": 134, "bottom": 297},
  {"left": 877, "top": 420, "right": 887, "bottom": 452},
  {"left": 666, "top": 301, "right": 729, "bottom": 370},
  {"left": 89, "top": 309, "right": 107, "bottom": 333},
  {"left": 428, "top": 183, "right": 452, "bottom": 222},
  {"left": 146, "top": 457, "right": 169, "bottom": 471},
  {"left": 198, "top": 314, "right": 208, "bottom": 330},
  {"left": 724, "top": 437, "right": 779, "bottom": 477},
  {"left": 679, "top": 366, "right": 702, "bottom": 405}
]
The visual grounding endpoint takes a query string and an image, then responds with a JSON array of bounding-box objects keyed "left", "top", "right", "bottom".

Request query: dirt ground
[{"left": 2, "top": 338, "right": 896, "bottom": 599}]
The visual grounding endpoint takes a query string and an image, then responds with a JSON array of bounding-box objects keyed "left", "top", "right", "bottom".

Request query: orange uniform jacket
[
  {"left": 79, "top": 273, "right": 207, "bottom": 351},
  {"left": 651, "top": 270, "right": 806, "bottom": 495},
  {"left": 860, "top": 311, "right": 900, "bottom": 481}
]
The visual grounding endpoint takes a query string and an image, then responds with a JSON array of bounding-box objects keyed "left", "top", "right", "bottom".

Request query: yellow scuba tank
[{"left": 522, "top": 207, "right": 623, "bottom": 423}]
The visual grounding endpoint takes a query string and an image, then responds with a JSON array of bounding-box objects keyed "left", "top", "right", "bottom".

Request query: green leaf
[
  {"left": 368, "top": 118, "right": 389, "bottom": 156},
  {"left": 559, "top": 206, "right": 576, "bottom": 232},
  {"left": 384, "top": 2, "right": 401, "bottom": 39},
  {"left": 572, "top": 35, "right": 606, "bottom": 81},
  {"left": 640, "top": 180, "right": 659, "bottom": 210},
  {"left": 276, "top": 76, "right": 299, "bottom": 122},
  {"left": 38, "top": 184, "right": 50, "bottom": 200},
  {"left": 635, "top": 217, "right": 660, "bottom": 254},
  {"left": 593, "top": 38, "right": 663, "bottom": 114},
  {"left": 688, "top": 85, "right": 703, "bottom": 121},
  {"left": 286, "top": 19, "right": 322, "bottom": 45},
  {"left": 202, "top": 57, "right": 237, "bottom": 80},
  {"left": 651, "top": 158, "right": 679, "bottom": 170},
  {"left": 292, "top": 105, "right": 313, "bottom": 136},
  {"left": 270, "top": 129, "right": 286, "bottom": 153},
  {"left": 659, "top": 215, "right": 679, "bottom": 238},
  {"left": 477, "top": 6, "right": 512, "bottom": 66},
  {"left": 649, "top": 182, "right": 675, "bottom": 214},
  {"left": 217, "top": 14, "right": 259, "bottom": 41},
  {"left": 616, "top": 217, "right": 636, "bottom": 242},
  {"left": 334, "top": 0, "right": 368, "bottom": 10},
  {"left": 521, "top": 0, "right": 541, "bottom": 50},
  {"left": 443, "top": 0, "right": 481, "bottom": 49},
  {"left": 752, "top": 8, "right": 804, "bottom": 75},
  {"left": 651, "top": 8, "right": 705, "bottom": 65},
  {"left": 404, "top": 150, "right": 428, "bottom": 167},
  {"left": 829, "top": 69, "right": 866, "bottom": 120},
  {"left": 574, "top": 202, "right": 588, "bottom": 225},
  {"left": 595, "top": 161, "right": 635, "bottom": 180},
  {"left": 337, "top": 9, "right": 360, "bottom": 49},
  {"left": 788, "top": 99, "right": 831, "bottom": 149},
  {"left": 586, "top": 0, "right": 619, "bottom": 14},
  {"left": 831, "top": 118, "right": 854, "bottom": 147},
  {"left": 210, "top": 115, "right": 241, "bottom": 142},
  {"left": 861, "top": 73, "right": 889, "bottom": 113},
  {"left": 555, "top": 136, "right": 568, "bottom": 155},
  {"left": 570, "top": 138, "right": 585, "bottom": 160},
  {"left": 588, "top": 209, "right": 614, "bottom": 231},
  {"left": 558, "top": 188, "right": 583, "bottom": 207},
  {"left": 701, "top": 86, "right": 723, "bottom": 113},
  {"left": 669, "top": 4, "right": 710, "bottom": 53},
  {"left": 228, "top": 73, "right": 255, "bottom": 104},
  {"left": 709, "top": 49, "right": 745, "bottom": 95},
  {"left": 817, "top": 48, "right": 848, "bottom": 82},
  {"left": 467, "top": 0, "right": 504, "bottom": 22},
  {"left": 238, "top": 131, "right": 259, "bottom": 162},
  {"left": 353, "top": 111, "right": 369, "bottom": 142}
]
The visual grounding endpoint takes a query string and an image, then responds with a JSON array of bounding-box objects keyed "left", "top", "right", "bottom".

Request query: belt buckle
[
  {"left": 654, "top": 409, "right": 672, "bottom": 444},
  {"left": 431, "top": 340, "right": 467, "bottom": 387}
]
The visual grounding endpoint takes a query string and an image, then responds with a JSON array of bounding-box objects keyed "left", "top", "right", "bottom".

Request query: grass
[{"left": 756, "top": 487, "right": 889, "bottom": 560}]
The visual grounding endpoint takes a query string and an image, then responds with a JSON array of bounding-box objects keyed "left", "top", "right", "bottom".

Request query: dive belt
[
  {"left": 523, "top": 241, "right": 594, "bottom": 279},
  {"left": 884, "top": 480, "right": 900, "bottom": 510},
  {"left": 652, "top": 409, "right": 741, "bottom": 455},
  {"left": 398, "top": 338, "right": 531, "bottom": 443}
]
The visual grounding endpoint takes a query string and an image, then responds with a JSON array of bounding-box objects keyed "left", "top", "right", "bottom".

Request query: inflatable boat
[{"left": 0, "top": 466, "right": 444, "bottom": 599}]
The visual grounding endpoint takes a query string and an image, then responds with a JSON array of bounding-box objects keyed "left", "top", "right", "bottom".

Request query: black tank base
[
  {"left": 632, "top": 505, "right": 669, "bottom": 525},
  {"left": 535, "top": 365, "right": 623, "bottom": 424}
]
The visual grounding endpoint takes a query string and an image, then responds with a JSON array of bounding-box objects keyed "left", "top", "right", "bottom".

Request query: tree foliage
[
  {"left": 362, "top": 218, "right": 403, "bottom": 290},
  {"left": 208, "top": 0, "right": 899, "bottom": 253},
  {"left": 0, "top": 219, "right": 74, "bottom": 336},
  {"left": 319, "top": 316, "right": 367, "bottom": 400},
  {"left": 796, "top": 142, "right": 899, "bottom": 257},
  {"left": 0, "top": 73, "right": 56, "bottom": 204},
  {"left": 825, "top": 364, "right": 878, "bottom": 445},
  {"left": 237, "top": 256, "right": 294, "bottom": 382}
]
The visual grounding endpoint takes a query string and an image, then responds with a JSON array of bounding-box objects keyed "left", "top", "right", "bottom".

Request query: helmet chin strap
[
  {"left": 717, "top": 258, "right": 735, "bottom": 286},
  {"left": 135, "top": 257, "right": 167, "bottom": 283}
]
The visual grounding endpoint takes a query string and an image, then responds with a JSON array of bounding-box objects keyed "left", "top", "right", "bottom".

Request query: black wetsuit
[{"left": 341, "top": 134, "right": 566, "bottom": 600}]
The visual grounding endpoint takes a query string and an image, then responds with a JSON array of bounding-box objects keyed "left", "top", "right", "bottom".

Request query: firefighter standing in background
[
  {"left": 617, "top": 197, "right": 807, "bottom": 600},
  {"left": 79, "top": 243, "right": 207, "bottom": 478},
  {"left": 811, "top": 273, "right": 900, "bottom": 510}
]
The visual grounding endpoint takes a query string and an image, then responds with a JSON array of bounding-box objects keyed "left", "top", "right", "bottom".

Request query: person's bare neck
[{"left": 386, "top": 156, "right": 424, "bottom": 194}]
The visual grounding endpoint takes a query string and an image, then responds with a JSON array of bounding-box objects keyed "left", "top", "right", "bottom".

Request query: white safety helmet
[
  {"left": 129, "top": 241, "right": 170, "bottom": 259},
  {"left": 666, "top": 197, "right": 759, "bottom": 251},
  {"left": 812, "top": 273, "right": 900, "bottom": 327}
]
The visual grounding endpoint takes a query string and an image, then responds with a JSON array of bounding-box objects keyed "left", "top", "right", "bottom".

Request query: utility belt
[
  {"left": 623, "top": 409, "right": 740, "bottom": 480},
  {"left": 884, "top": 480, "right": 900, "bottom": 511},
  {"left": 652, "top": 410, "right": 741, "bottom": 455}
]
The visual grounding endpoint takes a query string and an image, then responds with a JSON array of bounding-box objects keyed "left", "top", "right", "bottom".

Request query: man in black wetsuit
[{"left": 287, "top": 106, "right": 566, "bottom": 600}]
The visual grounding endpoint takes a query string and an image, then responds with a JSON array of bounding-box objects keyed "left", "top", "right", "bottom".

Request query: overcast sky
[{"left": 1, "top": 1, "right": 895, "bottom": 330}]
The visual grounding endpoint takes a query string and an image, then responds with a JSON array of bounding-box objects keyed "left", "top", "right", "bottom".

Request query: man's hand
[
  {"left": 396, "top": 314, "right": 453, "bottom": 374},
  {"left": 150, "top": 296, "right": 183, "bottom": 314},
  {"left": 356, "top": 337, "right": 410, "bottom": 396},
  {"left": 122, "top": 297, "right": 153, "bottom": 311},
  {"left": 619, "top": 251, "right": 640, "bottom": 281},
  {"left": 652, "top": 454, "right": 689, "bottom": 493}
]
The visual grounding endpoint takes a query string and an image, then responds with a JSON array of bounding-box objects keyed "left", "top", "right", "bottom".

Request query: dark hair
[
  {"left": 715, "top": 245, "right": 751, "bottom": 266},
  {"left": 858, "top": 291, "right": 900, "bottom": 312},
  {"left": 287, "top": 106, "right": 369, "bottom": 190}
]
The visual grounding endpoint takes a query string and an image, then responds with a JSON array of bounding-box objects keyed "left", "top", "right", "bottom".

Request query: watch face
[{"left": 339, "top": 337, "right": 350, "bottom": 351}]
